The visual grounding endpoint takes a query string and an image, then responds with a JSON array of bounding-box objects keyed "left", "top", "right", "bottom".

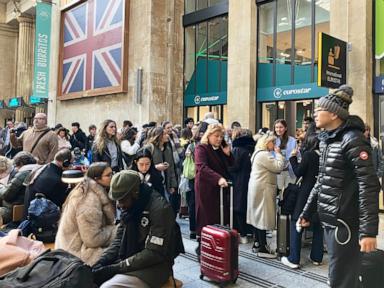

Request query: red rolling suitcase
[{"left": 199, "top": 183, "right": 239, "bottom": 285}]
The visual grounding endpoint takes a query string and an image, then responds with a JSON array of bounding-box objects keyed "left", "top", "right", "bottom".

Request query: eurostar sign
[{"left": 257, "top": 83, "right": 329, "bottom": 102}]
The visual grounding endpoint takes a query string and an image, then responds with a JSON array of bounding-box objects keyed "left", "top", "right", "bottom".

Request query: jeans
[
  {"left": 288, "top": 220, "right": 324, "bottom": 265},
  {"left": 254, "top": 228, "right": 267, "bottom": 249}
]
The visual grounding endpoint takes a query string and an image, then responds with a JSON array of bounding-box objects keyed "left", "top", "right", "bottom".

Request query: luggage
[
  {"left": 0, "top": 229, "right": 46, "bottom": 277},
  {"left": 360, "top": 249, "right": 384, "bottom": 288},
  {"left": 200, "top": 183, "right": 239, "bottom": 285},
  {"left": 276, "top": 188, "right": 290, "bottom": 257},
  {"left": 0, "top": 249, "right": 93, "bottom": 288},
  {"left": 28, "top": 193, "right": 60, "bottom": 243}
]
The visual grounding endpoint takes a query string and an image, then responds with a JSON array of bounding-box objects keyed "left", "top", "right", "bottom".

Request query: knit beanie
[
  {"left": 317, "top": 84, "right": 353, "bottom": 120},
  {"left": 109, "top": 170, "right": 141, "bottom": 201}
]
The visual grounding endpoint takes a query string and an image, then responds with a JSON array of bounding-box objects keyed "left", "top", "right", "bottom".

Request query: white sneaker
[
  {"left": 240, "top": 236, "right": 248, "bottom": 244},
  {"left": 309, "top": 256, "right": 322, "bottom": 266},
  {"left": 281, "top": 256, "right": 299, "bottom": 269}
]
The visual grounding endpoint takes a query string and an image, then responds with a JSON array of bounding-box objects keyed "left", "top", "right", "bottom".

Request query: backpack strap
[{"left": 30, "top": 129, "right": 51, "bottom": 154}]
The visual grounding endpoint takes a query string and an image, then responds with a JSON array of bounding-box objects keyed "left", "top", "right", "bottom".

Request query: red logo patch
[{"left": 359, "top": 151, "right": 369, "bottom": 160}]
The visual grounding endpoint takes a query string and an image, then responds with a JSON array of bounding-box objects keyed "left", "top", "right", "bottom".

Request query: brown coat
[
  {"left": 10, "top": 127, "right": 58, "bottom": 164},
  {"left": 194, "top": 144, "right": 234, "bottom": 235},
  {"left": 55, "top": 179, "right": 116, "bottom": 266}
]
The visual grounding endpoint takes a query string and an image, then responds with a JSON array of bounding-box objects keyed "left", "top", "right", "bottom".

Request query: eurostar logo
[
  {"left": 39, "top": 9, "right": 49, "bottom": 21},
  {"left": 194, "top": 95, "right": 201, "bottom": 104},
  {"left": 273, "top": 88, "right": 283, "bottom": 99}
]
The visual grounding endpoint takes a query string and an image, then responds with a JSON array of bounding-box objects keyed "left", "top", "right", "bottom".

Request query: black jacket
[
  {"left": 96, "top": 186, "right": 184, "bottom": 288},
  {"left": 228, "top": 136, "right": 255, "bottom": 213},
  {"left": 92, "top": 142, "right": 123, "bottom": 172},
  {"left": 289, "top": 150, "right": 319, "bottom": 221},
  {"left": 23, "top": 163, "right": 69, "bottom": 219},
  {"left": 70, "top": 129, "right": 88, "bottom": 151},
  {"left": 302, "top": 116, "right": 380, "bottom": 238}
]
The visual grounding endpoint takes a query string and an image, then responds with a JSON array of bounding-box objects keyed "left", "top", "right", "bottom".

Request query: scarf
[{"left": 118, "top": 184, "right": 152, "bottom": 260}]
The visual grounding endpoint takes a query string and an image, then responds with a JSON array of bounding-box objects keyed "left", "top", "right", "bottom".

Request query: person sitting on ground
[
  {"left": 131, "top": 148, "right": 165, "bottom": 197},
  {"left": 57, "top": 127, "right": 72, "bottom": 151},
  {"left": 91, "top": 170, "right": 184, "bottom": 288},
  {"left": 0, "top": 152, "right": 38, "bottom": 226},
  {"left": 23, "top": 149, "right": 73, "bottom": 218},
  {"left": 72, "top": 147, "right": 90, "bottom": 168},
  {"left": 0, "top": 156, "right": 15, "bottom": 186},
  {"left": 55, "top": 162, "right": 116, "bottom": 266}
]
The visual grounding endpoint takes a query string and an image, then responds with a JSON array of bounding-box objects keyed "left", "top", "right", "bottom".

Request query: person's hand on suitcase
[
  {"left": 360, "top": 237, "right": 377, "bottom": 253},
  {"left": 218, "top": 177, "right": 228, "bottom": 187},
  {"left": 296, "top": 217, "right": 310, "bottom": 232}
]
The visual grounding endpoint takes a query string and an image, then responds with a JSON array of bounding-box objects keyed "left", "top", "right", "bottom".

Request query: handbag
[
  {"left": 0, "top": 229, "right": 46, "bottom": 276},
  {"left": 278, "top": 177, "right": 302, "bottom": 216},
  {"left": 182, "top": 154, "right": 195, "bottom": 180}
]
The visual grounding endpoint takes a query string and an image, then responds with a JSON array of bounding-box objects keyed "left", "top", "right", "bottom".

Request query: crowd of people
[{"left": 0, "top": 84, "right": 381, "bottom": 288}]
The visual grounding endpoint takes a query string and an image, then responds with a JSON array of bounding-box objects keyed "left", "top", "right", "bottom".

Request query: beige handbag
[{"left": 0, "top": 229, "right": 46, "bottom": 276}]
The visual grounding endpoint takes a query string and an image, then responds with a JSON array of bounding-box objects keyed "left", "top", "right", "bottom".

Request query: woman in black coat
[
  {"left": 281, "top": 133, "right": 324, "bottom": 269},
  {"left": 228, "top": 129, "right": 255, "bottom": 243},
  {"left": 92, "top": 120, "right": 123, "bottom": 173},
  {"left": 131, "top": 147, "right": 165, "bottom": 197}
]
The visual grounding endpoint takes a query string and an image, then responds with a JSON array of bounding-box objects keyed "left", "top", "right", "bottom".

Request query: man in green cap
[{"left": 92, "top": 170, "right": 184, "bottom": 288}]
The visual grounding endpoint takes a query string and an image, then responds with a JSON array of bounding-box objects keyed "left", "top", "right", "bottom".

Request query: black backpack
[
  {"left": 0, "top": 249, "right": 93, "bottom": 288},
  {"left": 28, "top": 193, "right": 61, "bottom": 242}
]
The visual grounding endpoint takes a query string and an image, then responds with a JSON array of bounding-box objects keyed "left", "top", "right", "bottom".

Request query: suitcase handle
[
  {"left": 17, "top": 255, "right": 58, "bottom": 282},
  {"left": 220, "top": 180, "right": 233, "bottom": 229}
]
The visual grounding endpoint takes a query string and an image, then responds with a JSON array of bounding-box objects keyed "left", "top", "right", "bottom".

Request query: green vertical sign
[
  {"left": 33, "top": 1, "right": 52, "bottom": 99},
  {"left": 376, "top": 0, "right": 384, "bottom": 59}
]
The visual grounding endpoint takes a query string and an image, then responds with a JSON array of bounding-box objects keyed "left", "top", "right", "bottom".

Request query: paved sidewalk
[{"left": 174, "top": 214, "right": 384, "bottom": 287}]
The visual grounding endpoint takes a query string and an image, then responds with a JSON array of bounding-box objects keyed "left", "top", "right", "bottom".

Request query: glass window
[
  {"left": 276, "top": 0, "right": 292, "bottom": 86},
  {"left": 294, "top": 0, "right": 312, "bottom": 84},
  {"left": 197, "top": 0, "right": 208, "bottom": 10},
  {"left": 185, "top": 0, "right": 196, "bottom": 14},
  {"left": 209, "top": 0, "right": 226, "bottom": 6},
  {"left": 257, "top": 2, "right": 274, "bottom": 89},
  {"left": 314, "top": 0, "right": 330, "bottom": 77},
  {"left": 184, "top": 26, "right": 196, "bottom": 98},
  {"left": 196, "top": 22, "right": 208, "bottom": 95}
]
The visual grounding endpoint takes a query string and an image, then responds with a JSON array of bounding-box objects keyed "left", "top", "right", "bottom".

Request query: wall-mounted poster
[{"left": 58, "top": 0, "right": 129, "bottom": 100}]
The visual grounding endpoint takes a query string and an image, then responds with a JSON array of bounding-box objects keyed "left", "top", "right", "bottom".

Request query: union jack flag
[{"left": 61, "top": 0, "right": 124, "bottom": 95}]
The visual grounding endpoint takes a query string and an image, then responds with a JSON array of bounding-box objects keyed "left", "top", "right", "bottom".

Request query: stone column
[
  {"left": 227, "top": 0, "right": 257, "bottom": 130},
  {"left": 16, "top": 15, "right": 34, "bottom": 122},
  {"left": 330, "top": 0, "right": 373, "bottom": 126}
]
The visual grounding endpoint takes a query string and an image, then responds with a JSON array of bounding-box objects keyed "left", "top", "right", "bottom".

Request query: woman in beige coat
[
  {"left": 55, "top": 162, "right": 116, "bottom": 266},
  {"left": 247, "top": 133, "right": 285, "bottom": 259}
]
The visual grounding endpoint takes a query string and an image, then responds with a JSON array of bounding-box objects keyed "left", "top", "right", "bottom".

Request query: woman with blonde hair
[
  {"left": 92, "top": 119, "right": 123, "bottom": 172},
  {"left": 247, "top": 132, "right": 285, "bottom": 258},
  {"left": 0, "top": 156, "right": 15, "bottom": 186},
  {"left": 194, "top": 123, "right": 234, "bottom": 256},
  {"left": 55, "top": 162, "right": 116, "bottom": 265}
]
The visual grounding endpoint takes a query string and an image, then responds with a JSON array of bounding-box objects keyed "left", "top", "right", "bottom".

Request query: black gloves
[{"left": 92, "top": 260, "right": 130, "bottom": 286}]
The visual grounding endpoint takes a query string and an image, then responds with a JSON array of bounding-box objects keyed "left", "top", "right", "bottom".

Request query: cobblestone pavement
[{"left": 173, "top": 214, "right": 384, "bottom": 287}]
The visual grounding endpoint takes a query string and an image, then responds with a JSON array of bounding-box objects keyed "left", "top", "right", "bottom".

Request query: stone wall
[{"left": 54, "top": 0, "right": 184, "bottom": 129}]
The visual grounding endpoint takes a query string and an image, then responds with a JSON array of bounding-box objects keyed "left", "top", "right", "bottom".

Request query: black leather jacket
[{"left": 302, "top": 116, "right": 380, "bottom": 239}]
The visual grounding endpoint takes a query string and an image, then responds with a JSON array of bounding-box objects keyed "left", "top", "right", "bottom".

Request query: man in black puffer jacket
[{"left": 299, "top": 85, "right": 379, "bottom": 288}]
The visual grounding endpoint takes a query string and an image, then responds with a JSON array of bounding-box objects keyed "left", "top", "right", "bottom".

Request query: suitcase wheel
[{"left": 199, "top": 274, "right": 204, "bottom": 280}]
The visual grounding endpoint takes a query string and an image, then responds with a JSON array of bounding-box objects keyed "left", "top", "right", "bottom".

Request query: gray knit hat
[
  {"left": 318, "top": 85, "right": 353, "bottom": 120},
  {"left": 109, "top": 170, "right": 141, "bottom": 201}
]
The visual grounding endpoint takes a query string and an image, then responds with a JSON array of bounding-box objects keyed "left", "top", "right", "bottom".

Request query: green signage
[
  {"left": 8, "top": 97, "right": 22, "bottom": 108},
  {"left": 33, "top": 1, "right": 52, "bottom": 99},
  {"left": 318, "top": 33, "right": 347, "bottom": 89},
  {"left": 257, "top": 83, "right": 329, "bottom": 102},
  {"left": 376, "top": 0, "right": 384, "bottom": 59}
]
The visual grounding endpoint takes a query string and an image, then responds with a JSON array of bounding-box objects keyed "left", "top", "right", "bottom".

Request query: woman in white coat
[{"left": 247, "top": 132, "right": 285, "bottom": 258}]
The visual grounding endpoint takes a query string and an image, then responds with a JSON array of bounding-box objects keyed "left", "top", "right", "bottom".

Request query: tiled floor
[{"left": 174, "top": 214, "right": 384, "bottom": 287}]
